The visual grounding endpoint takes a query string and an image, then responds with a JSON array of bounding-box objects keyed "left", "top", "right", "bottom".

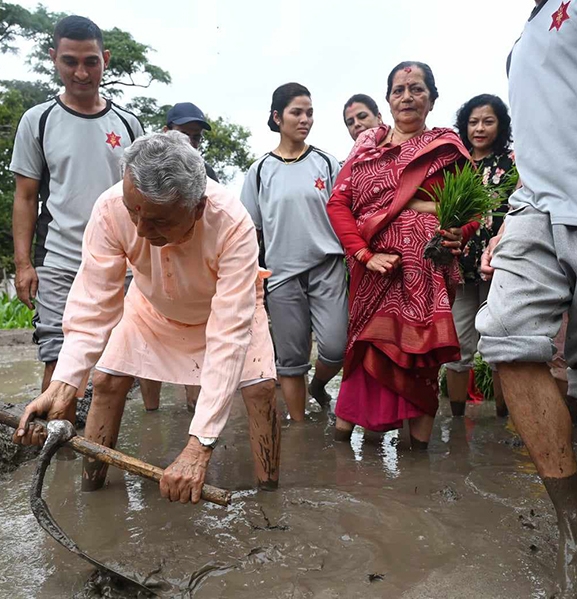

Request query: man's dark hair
[
  {"left": 386, "top": 61, "right": 439, "bottom": 103},
  {"left": 267, "top": 82, "right": 311, "bottom": 132},
  {"left": 53, "top": 16, "right": 104, "bottom": 51},
  {"left": 455, "top": 94, "right": 513, "bottom": 157},
  {"left": 342, "top": 94, "right": 380, "bottom": 122}
]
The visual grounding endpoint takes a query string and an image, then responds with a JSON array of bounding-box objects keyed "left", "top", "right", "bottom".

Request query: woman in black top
[{"left": 446, "top": 94, "right": 515, "bottom": 418}]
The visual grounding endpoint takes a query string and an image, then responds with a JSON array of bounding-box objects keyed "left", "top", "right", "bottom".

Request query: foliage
[
  {"left": 422, "top": 162, "right": 502, "bottom": 230},
  {"left": 473, "top": 354, "right": 494, "bottom": 402},
  {"left": 202, "top": 116, "right": 255, "bottom": 184},
  {"left": 0, "top": 1, "right": 256, "bottom": 274},
  {"left": 0, "top": 292, "right": 33, "bottom": 328},
  {"left": 125, "top": 96, "right": 170, "bottom": 132},
  {"left": 422, "top": 162, "right": 503, "bottom": 265},
  {"left": 0, "top": 0, "right": 40, "bottom": 54},
  {"left": 21, "top": 5, "right": 172, "bottom": 98}
]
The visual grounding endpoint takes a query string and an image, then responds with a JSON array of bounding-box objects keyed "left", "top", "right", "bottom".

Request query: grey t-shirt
[
  {"left": 10, "top": 97, "right": 144, "bottom": 270},
  {"left": 507, "top": 0, "right": 577, "bottom": 225},
  {"left": 240, "top": 146, "right": 343, "bottom": 292}
]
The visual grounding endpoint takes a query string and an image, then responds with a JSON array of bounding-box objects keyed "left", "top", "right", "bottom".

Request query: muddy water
[{"left": 0, "top": 345, "right": 562, "bottom": 598}]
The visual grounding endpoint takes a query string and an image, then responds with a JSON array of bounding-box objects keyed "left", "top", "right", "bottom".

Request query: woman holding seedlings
[
  {"left": 327, "top": 61, "right": 472, "bottom": 448},
  {"left": 241, "top": 83, "right": 348, "bottom": 422},
  {"left": 445, "top": 94, "right": 515, "bottom": 418}
]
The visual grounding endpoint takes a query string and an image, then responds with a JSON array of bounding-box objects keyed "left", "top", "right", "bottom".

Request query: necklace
[
  {"left": 277, "top": 144, "right": 308, "bottom": 164},
  {"left": 389, "top": 126, "right": 426, "bottom": 145}
]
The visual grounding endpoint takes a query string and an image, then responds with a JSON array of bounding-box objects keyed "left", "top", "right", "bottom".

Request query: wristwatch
[{"left": 192, "top": 435, "right": 218, "bottom": 449}]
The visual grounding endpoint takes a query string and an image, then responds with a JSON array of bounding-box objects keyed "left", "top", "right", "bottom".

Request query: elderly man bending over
[{"left": 14, "top": 131, "right": 280, "bottom": 503}]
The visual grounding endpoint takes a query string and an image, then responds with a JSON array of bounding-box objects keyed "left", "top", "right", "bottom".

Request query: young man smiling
[{"left": 10, "top": 16, "right": 143, "bottom": 391}]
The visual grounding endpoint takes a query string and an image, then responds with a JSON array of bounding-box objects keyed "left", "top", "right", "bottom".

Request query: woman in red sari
[{"left": 328, "top": 61, "right": 472, "bottom": 449}]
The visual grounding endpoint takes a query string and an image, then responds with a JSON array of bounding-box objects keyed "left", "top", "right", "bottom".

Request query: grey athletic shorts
[
  {"left": 266, "top": 256, "right": 348, "bottom": 377},
  {"left": 32, "top": 267, "right": 76, "bottom": 363},
  {"left": 446, "top": 281, "right": 490, "bottom": 372},
  {"left": 33, "top": 266, "right": 132, "bottom": 363},
  {"left": 476, "top": 204, "right": 577, "bottom": 397}
]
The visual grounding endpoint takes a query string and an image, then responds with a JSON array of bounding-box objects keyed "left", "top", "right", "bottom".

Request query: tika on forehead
[
  {"left": 135, "top": 205, "right": 141, "bottom": 211},
  {"left": 404, "top": 67, "right": 412, "bottom": 73}
]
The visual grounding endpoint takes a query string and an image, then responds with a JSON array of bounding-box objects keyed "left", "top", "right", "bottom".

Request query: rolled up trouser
[{"left": 476, "top": 204, "right": 577, "bottom": 398}]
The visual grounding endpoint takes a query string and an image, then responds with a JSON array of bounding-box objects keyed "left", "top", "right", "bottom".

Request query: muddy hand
[
  {"left": 14, "top": 381, "right": 77, "bottom": 446},
  {"left": 439, "top": 228, "right": 463, "bottom": 256},
  {"left": 160, "top": 436, "right": 212, "bottom": 504},
  {"left": 366, "top": 253, "right": 401, "bottom": 276}
]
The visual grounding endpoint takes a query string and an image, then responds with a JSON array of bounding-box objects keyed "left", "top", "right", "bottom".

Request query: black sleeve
[{"left": 204, "top": 161, "right": 219, "bottom": 183}]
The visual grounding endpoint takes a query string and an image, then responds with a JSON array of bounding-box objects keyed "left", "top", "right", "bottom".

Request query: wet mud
[{"left": 0, "top": 344, "right": 565, "bottom": 598}]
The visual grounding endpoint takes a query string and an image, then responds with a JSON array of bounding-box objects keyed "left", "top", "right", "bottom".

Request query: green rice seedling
[
  {"left": 420, "top": 162, "right": 502, "bottom": 266},
  {"left": 473, "top": 353, "right": 494, "bottom": 402},
  {"left": 438, "top": 365, "right": 448, "bottom": 397},
  {"left": 0, "top": 293, "right": 34, "bottom": 329}
]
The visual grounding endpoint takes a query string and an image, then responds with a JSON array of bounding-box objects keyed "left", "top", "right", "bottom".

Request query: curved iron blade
[{"left": 30, "top": 420, "right": 158, "bottom": 597}]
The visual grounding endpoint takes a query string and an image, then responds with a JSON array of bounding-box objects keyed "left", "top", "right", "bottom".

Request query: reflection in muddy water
[{"left": 0, "top": 346, "right": 564, "bottom": 598}]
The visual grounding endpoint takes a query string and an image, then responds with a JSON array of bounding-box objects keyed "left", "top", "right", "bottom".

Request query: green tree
[
  {"left": 0, "top": 2, "right": 256, "bottom": 274},
  {"left": 0, "top": 87, "right": 25, "bottom": 273},
  {"left": 202, "top": 116, "right": 255, "bottom": 184},
  {"left": 0, "top": 1, "right": 37, "bottom": 54}
]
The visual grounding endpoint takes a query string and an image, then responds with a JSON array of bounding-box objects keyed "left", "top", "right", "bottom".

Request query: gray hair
[{"left": 121, "top": 130, "right": 207, "bottom": 209}]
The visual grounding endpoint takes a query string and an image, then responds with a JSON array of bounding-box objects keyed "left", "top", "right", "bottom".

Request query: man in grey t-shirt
[
  {"left": 10, "top": 16, "right": 143, "bottom": 391},
  {"left": 477, "top": 1, "right": 577, "bottom": 594}
]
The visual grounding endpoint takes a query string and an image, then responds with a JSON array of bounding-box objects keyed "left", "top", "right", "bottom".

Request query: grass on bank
[{"left": 0, "top": 293, "right": 34, "bottom": 329}]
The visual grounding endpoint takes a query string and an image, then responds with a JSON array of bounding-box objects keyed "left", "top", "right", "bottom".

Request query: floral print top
[{"left": 460, "top": 151, "right": 516, "bottom": 283}]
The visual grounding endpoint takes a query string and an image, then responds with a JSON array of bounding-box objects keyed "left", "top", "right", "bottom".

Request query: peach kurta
[{"left": 52, "top": 179, "right": 276, "bottom": 438}]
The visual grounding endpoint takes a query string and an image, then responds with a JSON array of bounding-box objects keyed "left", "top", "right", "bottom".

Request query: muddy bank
[{"left": 0, "top": 346, "right": 562, "bottom": 598}]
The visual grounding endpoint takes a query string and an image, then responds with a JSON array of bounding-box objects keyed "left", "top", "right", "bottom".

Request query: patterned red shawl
[{"left": 328, "top": 125, "right": 470, "bottom": 415}]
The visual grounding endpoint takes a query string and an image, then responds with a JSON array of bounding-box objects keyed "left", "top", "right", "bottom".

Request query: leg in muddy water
[
  {"left": 242, "top": 379, "right": 280, "bottom": 490},
  {"left": 138, "top": 378, "right": 161, "bottom": 411},
  {"left": 334, "top": 416, "right": 354, "bottom": 442},
  {"left": 446, "top": 369, "right": 468, "bottom": 417},
  {"left": 408, "top": 414, "right": 434, "bottom": 450},
  {"left": 185, "top": 385, "right": 201, "bottom": 414},
  {"left": 41, "top": 360, "right": 57, "bottom": 392},
  {"left": 492, "top": 372, "right": 508, "bottom": 418},
  {"left": 498, "top": 362, "right": 577, "bottom": 597},
  {"left": 309, "top": 360, "right": 341, "bottom": 407},
  {"left": 82, "top": 370, "right": 135, "bottom": 492},
  {"left": 279, "top": 374, "right": 306, "bottom": 421}
]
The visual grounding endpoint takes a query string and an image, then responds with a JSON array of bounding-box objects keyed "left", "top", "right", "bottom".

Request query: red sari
[{"left": 327, "top": 126, "right": 471, "bottom": 431}]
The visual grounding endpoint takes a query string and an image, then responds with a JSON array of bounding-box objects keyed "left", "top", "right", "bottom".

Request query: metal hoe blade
[{"left": 30, "top": 420, "right": 158, "bottom": 597}]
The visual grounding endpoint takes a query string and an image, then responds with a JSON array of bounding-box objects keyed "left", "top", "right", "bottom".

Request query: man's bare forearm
[{"left": 12, "top": 182, "right": 39, "bottom": 267}]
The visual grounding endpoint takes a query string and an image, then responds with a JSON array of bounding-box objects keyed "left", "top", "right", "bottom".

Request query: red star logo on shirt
[
  {"left": 314, "top": 177, "right": 326, "bottom": 191},
  {"left": 105, "top": 131, "right": 122, "bottom": 149},
  {"left": 550, "top": 0, "right": 571, "bottom": 31}
]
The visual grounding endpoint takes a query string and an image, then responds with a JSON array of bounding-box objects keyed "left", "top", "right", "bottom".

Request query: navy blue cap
[{"left": 166, "top": 102, "right": 211, "bottom": 130}]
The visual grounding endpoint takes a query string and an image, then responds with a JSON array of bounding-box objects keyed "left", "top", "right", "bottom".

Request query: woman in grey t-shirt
[{"left": 241, "top": 82, "right": 348, "bottom": 422}]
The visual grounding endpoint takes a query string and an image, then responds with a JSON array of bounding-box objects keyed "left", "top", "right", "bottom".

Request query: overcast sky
[{"left": 3, "top": 0, "right": 532, "bottom": 164}]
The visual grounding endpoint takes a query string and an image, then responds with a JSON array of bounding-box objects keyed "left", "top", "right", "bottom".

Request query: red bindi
[
  {"left": 404, "top": 67, "right": 412, "bottom": 73},
  {"left": 135, "top": 205, "right": 141, "bottom": 211}
]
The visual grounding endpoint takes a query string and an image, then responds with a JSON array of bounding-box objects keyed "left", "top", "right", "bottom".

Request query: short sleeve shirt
[
  {"left": 507, "top": 0, "right": 577, "bottom": 225},
  {"left": 10, "top": 97, "right": 144, "bottom": 270},
  {"left": 240, "top": 146, "right": 343, "bottom": 292}
]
